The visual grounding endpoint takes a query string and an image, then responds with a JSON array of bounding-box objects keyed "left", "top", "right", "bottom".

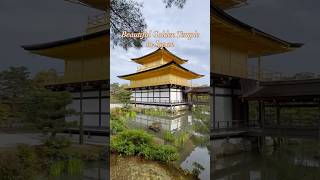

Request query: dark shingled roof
[
  {"left": 22, "top": 30, "right": 109, "bottom": 51},
  {"left": 244, "top": 79, "right": 320, "bottom": 100},
  {"left": 186, "top": 86, "right": 212, "bottom": 94},
  {"left": 211, "top": 5, "right": 303, "bottom": 48}
]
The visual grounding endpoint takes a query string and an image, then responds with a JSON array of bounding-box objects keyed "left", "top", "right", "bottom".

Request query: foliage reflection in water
[{"left": 212, "top": 140, "right": 320, "bottom": 180}]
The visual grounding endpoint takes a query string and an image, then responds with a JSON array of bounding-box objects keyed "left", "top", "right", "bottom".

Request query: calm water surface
[{"left": 212, "top": 141, "right": 320, "bottom": 180}]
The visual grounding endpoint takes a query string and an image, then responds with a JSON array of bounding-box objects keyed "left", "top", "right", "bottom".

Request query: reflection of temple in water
[{"left": 130, "top": 113, "right": 193, "bottom": 132}]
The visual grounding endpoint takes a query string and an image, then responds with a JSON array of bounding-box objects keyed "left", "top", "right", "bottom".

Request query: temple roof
[
  {"left": 212, "top": 0, "right": 247, "bottom": 10},
  {"left": 131, "top": 47, "right": 188, "bottom": 65},
  {"left": 118, "top": 61, "right": 203, "bottom": 80},
  {"left": 211, "top": 5, "right": 303, "bottom": 58},
  {"left": 244, "top": 79, "right": 320, "bottom": 101},
  {"left": 22, "top": 30, "right": 109, "bottom": 59},
  {"left": 66, "top": 0, "right": 108, "bottom": 11}
]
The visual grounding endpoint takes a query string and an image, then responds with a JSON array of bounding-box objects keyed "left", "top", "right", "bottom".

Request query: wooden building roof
[
  {"left": 131, "top": 47, "right": 188, "bottom": 65},
  {"left": 22, "top": 30, "right": 109, "bottom": 59},
  {"left": 186, "top": 86, "right": 211, "bottom": 94},
  {"left": 211, "top": 5, "right": 303, "bottom": 58},
  {"left": 118, "top": 61, "right": 203, "bottom": 80},
  {"left": 244, "top": 79, "right": 320, "bottom": 101},
  {"left": 67, "top": 0, "right": 108, "bottom": 11},
  {"left": 213, "top": 0, "right": 247, "bottom": 10}
]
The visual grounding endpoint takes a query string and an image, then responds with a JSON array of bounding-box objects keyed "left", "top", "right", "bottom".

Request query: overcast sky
[
  {"left": 229, "top": 0, "right": 320, "bottom": 76},
  {"left": 110, "top": 0, "right": 210, "bottom": 86},
  {"left": 0, "top": 0, "right": 99, "bottom": 74}
]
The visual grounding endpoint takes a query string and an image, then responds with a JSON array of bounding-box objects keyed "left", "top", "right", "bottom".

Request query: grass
[
  {"left": 49, "top": 161, "right": 65, "bottom": 176},
  {"left": 67, "top": 159, "right": 84, "bottom": 175}
]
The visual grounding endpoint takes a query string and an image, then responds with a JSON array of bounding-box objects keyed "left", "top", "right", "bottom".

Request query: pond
[
  {"left": 212, "top": 140, "right": 320, "bottom": 180},
  {"left": 127, "top": 106, "right": 210, "bottom": 180}
]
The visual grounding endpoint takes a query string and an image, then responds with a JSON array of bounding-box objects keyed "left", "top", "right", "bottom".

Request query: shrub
[
  {"left": 111, "top": 130, "right": 152, "bottom": 155},
  {"left": 41, "top": 136, "right": 72, "bottom": 161},
  {"left": 110, "top": 108, "right": 137, "bottom": 134},
  {"left": 163, "top": 130, "right": 175, "bottom": 143},
  {"left": 111, "top": 130, "right": 179, "bottom": 162},
  {"left": 43, "top": 136, "right": 71, "bottom": 149},
  {"left": 0, "top": 144, "right": 38, "bottom": 180},
  {"left": 141, "top": 144, "right": 179, "bottom": 162},
  {"left": 110, "top": 116, "right": 127, "bottom": 134}
]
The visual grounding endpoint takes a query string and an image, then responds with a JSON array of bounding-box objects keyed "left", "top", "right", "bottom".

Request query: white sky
[{"left": 110, "top": 0, "right": 210, "bottom": 86}]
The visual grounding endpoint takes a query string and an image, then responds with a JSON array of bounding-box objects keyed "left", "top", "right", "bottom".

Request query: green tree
[
  {"left": 0, "top": 66, "right": 32, "bottom": 126},
  {"left": 0, "top": 66, "right": 31, "bottom": 101},
  {"left": 32, "top": 69, "right": 61, "bottom": 88},
  {"left": 0, "top": 104, "right": 11, "bottom": 127},
  {"left": 25, "top": 89, "right": 75, "bottom": 137},
  {"left": 117, "top": 88, "right": 132, "bottom": 108},
  {"left": 111, "top": 83, "right": 132, "bottom": 105},
  {"left": 163, "top": 0, "right": 187, "bottom": 8},
  {"left": 110, "top": 0, "right": 147, "bottom": 49}
]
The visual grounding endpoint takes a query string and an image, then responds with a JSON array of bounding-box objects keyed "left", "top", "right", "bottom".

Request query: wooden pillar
[
  {"left": 79, "top": 59, "right": 84, "bottom": 144},
  {"left": 258, "top": 100, "right": 265, "bottom": 128},
  {"left": 153, "top": 87, "right": 155, "bottom": 103},
  {"left": 261, "top": 101, "right": 265, "bottom": 127},
  {"left": 276, "top": 101, "right": 280, "bottom": 125},
  {"left": 169, "top": 85, "right": 171, "bottom": 104},
  {"left": 79, "top": 83, "right": 84, "bottom": 144},
  {"left": 258, "top": 56, "right": 262, "bottom": 80},
  {"left": 318, "top": 99, "right": 320, "bottom": 139},
  {"left": 147, "top": 87, "right": 149, "bottom": 103},
  {"left": 231, "top": 87, "right": 234, "bottom": 124},
  {"left": 134, "top": 89, "right": 136, "bottom": 107},
  {"left": 212, "top": 85, "right": 216, "bottom": 130},
  {"left": 244, "top": 101, "right": 249, "bottom": 127},
  {"left": 159, "top": 87, "right": 161, "bottom": 103},
  {"left": 98, "top": 86, "right": 102, "bottom": 127}
]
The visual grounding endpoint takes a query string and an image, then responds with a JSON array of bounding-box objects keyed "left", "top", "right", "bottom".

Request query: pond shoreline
[{"left": 110, "top": 154, "right": 197, "bottom": 180}]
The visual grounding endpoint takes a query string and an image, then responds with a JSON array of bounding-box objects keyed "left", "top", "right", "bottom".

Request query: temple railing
[
  {"left": 212, "top": 120, "right": 247, "bottom": 131},
  {"left": 246, "top": 66, "right": 320, "bottom": 82}
]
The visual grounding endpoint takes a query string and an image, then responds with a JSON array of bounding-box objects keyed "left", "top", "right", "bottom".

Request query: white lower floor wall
[
  {"left": 214, "top": 87, "right": 232, "bottom": 128},
  {"left": 66, "top": 89, "right": 109, "bottom": 128},
  {"left": 130, "top": 87, "right": 185, "bottom": 104}
]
